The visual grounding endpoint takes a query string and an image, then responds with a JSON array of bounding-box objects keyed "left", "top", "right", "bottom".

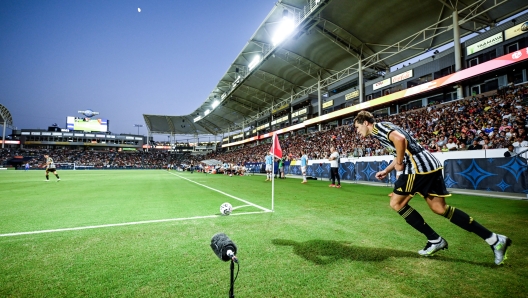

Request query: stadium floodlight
[
  {"left": 212, "top": 100, "right": 220, "bottom": 109},
  {"left": 271, "top": 10, "right": 296, "bottom": 46},
  {"left": 204, "top": 109, "right": 211, "bottom": 116},
  {"left": 248, "top": 55, "right": 261, "bottom": 70},
  {"left": 133, "top": 124, "right": 143, "bottom": 135},
  {"left": 194, "top": 115, "right": 202, "bottom": 122}
]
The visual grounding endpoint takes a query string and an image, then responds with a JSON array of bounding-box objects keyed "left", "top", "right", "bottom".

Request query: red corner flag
[{"left": 270, "top": 133, "right": 283, "bottom": 158}]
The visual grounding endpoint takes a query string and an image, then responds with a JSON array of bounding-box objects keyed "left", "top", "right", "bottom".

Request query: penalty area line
[
  {"left": 0, "top": 210, "right": 271, "bottom": 237},
  {"left": 168, "top": 172, "right": 272, "bottom": 212}
]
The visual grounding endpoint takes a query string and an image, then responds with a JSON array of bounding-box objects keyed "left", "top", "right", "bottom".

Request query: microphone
[{"left": 211, "top": 233, "right": 239, "bottom": 263}]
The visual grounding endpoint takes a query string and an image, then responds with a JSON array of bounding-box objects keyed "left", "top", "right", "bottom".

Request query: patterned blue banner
[
  {"left": 355, "top": 161, "right": 396, "bottom": 184},
  {"left": 288, "top": 161, "right": 396, "bottom": 183},
  {"left": 444, "top": 157, "right": 528, "bottom": 193}
]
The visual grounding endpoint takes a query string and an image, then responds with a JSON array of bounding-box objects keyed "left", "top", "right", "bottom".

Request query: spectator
[
  {"left": 446, "top": 138, "right": 458, "bottom": 151},
  {"left": 512, "top": 137, "right": 528, "bottom": 147},
  {"left": 468, "top": 140, "right": 483, "bottom": 150},
  {"left": 503, "top": 145, "right": 515, "bottom": 157}
]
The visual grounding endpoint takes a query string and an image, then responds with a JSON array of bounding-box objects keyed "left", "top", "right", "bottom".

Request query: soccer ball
[{"left": 220, "top": 202, "right": 233, "bottom": 215}]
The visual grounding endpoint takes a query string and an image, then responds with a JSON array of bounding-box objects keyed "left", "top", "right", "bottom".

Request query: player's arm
[
  {"left": 375, "top": 130, "right": 406, "bottom": 179},
  {"left": 388, "top": 130, "right": 406, "bottom": 171}
]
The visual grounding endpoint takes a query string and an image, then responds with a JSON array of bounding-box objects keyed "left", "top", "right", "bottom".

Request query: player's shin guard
[
  {"left": 398, "top": 205, "right": 440, "bottom": 240},
  {"left": 442, "top": 205, "right": 493, "bottom": 240}
]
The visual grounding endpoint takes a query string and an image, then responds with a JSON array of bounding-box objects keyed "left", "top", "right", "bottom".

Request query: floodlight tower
[{"left": 134, "top": 124, "right": 143, "bottom": 135}]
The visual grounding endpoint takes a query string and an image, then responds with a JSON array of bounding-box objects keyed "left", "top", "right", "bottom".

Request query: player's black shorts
[
  {"left": 46, "top": 168, "right": 57, "bottom": 172},
  {"left": 393, "top": 170, "right": 450, "bottom": 198}
]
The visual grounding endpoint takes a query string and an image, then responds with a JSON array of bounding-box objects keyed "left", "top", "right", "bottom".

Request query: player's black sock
[
  {"left": 46, "top": 175, "right": 49, "bottom": 180},
  {"left": 55, "top": 175, "right": 60, "bottom": 179},
  {"left": 398, "top": 205, "right": 440, "bottom": 240},
  {"left": 442, "top": 205, "right": 493, "bottom": 240}
]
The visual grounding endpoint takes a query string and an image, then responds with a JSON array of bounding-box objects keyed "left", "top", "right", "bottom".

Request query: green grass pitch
[{"left": 1, "top": 170, "right": 527, "bottom": 297}]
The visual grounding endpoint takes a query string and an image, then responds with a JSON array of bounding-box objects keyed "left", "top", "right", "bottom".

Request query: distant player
[
  {"left": 354, "top": 110, "right": 511, "bottom": 265},
  {"left": 43, "top": 154, "right": 60, "bottom": 182},
  {"left": 265, "top": 152, "right": 273, "bottom": 181},
  {"left": 300, "top": 149, "right": 308, "bottom": 184},
  {"left": 25, "top": 162, "right": 30, "bottom": 171}
]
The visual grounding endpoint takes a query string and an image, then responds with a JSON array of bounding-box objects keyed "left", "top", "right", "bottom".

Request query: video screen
[{"left": 66, "top": 116, "right": 109, "bottom": 132}]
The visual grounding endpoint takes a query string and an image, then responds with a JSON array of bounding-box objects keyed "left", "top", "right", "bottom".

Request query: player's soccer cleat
[
  {"left": 44, "top": 180, "right": 49, "bottom": 182},
  {"left": 491, "top": 234, "right": 512, "bottom": 265},
  {"left": 301, "top": 181, "right": 307, "bottom": 184},
  {"left": 418, "top": 238, "right": 448, "bottom": 256},
  {"left": 57, "top": 179, "right": 60, "bottom": 182},
  {"left": 335, "top": 185, "right": 341, "bottom": 188},
  {"left": 329, "top": 184, "right": 335, "bottom": 187}
]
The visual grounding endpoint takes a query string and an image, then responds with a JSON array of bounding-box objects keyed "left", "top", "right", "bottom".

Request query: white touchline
[
  {"left": 0, "top": 211, "right": 271, "bottom": 237},
  {"left": 169, "top": 172, "right": 272, "bottom": 212}
]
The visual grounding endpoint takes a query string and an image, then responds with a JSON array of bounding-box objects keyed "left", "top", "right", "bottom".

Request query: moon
[{"left": 138, "top": 8, "right": 141, "bottom": 13}]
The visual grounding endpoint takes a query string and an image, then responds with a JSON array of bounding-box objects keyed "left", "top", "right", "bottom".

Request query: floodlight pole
[
  {"left": 134, "top": 124, "right": 143, "bottom": 135},
  {"left": 2, "top": 121, "right": 5, "bottom": 149}
]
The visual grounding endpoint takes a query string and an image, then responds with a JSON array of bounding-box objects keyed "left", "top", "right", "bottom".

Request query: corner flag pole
[
  {"left": 271, "top": 156, "right": 275, "bottom": 212},
  {"left": 270, "top": 133, "right": 282, "bottom": 212},
  {"left": 271, "top": 133, "right": 276, "bottom": 212}
]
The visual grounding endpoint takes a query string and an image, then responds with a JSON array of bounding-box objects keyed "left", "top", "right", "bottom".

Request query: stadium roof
[
  {"left": 144, "top": 0, "right": 528, "bottom": 136},
  {"left": 0, "top": 103, "right": 14, "bottom": 129}
]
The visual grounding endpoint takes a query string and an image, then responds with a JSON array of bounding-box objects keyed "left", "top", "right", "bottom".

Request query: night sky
[{"left": 0, "top": 0, "right": 274, "bottom": 139}]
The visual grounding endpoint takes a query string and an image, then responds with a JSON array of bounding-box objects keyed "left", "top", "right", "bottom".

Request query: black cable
[
  {"left": 234, "top": 262, "right": 239, "bottom": 284},
  {"left": 229, "top": 262, "right": 240, "bottom": 298}
]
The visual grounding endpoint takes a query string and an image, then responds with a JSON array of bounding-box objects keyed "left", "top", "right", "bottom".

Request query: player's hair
[{"left": 354, "top": 110, "right": 375, "bottom": 125}]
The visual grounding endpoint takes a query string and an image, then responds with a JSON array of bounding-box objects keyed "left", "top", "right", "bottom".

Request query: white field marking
[
  {"left": 0, "top": 211, "right": 271, "bottom": 237},
  {"left": 169, "top": 172, "right": 272, "bottom": 212},
  {"left": 232, "top": 204, "right": 251, "bottom": 210}
]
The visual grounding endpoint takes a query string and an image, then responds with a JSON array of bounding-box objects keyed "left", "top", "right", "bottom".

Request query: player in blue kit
[
  {"left": 265, "top": 152, "right": 273, "bottom": 181},
  {"left": 300, "top": 149, "right": 308, "bottom": 184}
]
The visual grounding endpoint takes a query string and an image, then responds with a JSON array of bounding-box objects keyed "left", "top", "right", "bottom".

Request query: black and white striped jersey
[
  {"left": 371, "top": 122, "right": 442, "bottom": 174},
  {"left": 46, "top": 157, "right": 56, "bottom": 169}
]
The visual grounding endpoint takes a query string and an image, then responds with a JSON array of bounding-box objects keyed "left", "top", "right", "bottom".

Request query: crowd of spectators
[
  {"left": 197, "top": 83, "right": 528, "bottom": 165},
  {"left": 0, "top": 149, "right": 181, "bottom": 169},
  {"left": 2, "top": 84, "right": 527, "bottom": 169}
]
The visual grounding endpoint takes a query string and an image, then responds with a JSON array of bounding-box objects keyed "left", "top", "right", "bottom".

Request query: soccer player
[
  {"left": 300, "top": 149, "right": 308, "bottom": 184},
  {"left": 43, "top": 154, "right": 60, "bottom": 182},
  {"left": 223, "top": 161, "right": 229, "bottom": 175},
  {"left": 265, "top": 152, "right": 273, "bottom": 181},
  {"left": 353, "top": 110, "right": 511, "bottom": 265},
  {"left": 328, "top": 146, "right": 341, "bottom": 188},
  {"left": 24, "top": 162, "right": 30, "bottom": 171}
]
